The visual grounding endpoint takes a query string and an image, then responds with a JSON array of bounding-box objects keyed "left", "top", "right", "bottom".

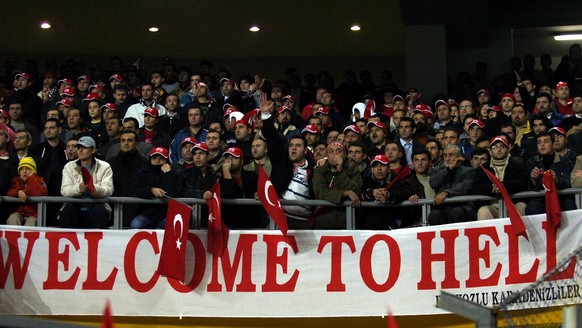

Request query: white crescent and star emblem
[
  {"left": 173, "top": 214, "right": 183, "bottom": 250},
  {"left": 263, "top": 180, "right": 280, "bottom": 208}
]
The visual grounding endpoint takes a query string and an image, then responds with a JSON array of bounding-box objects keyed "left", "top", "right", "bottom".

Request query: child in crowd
[{"left": 6, "top": 157, "right": 48, "bottom": 226}]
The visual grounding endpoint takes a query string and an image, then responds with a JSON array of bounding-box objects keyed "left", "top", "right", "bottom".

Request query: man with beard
[
  {"left": 30, "top": 119, "right": 68, "bottom": 226},
  {"left": 109, "top": 130, "right": 146, "bottom": 226},
  {"left": 274, "top": 105, "right": 300, "bottom": 141},
  {"left": 473, "top": 136, "right": 527, "bottom": 220}
]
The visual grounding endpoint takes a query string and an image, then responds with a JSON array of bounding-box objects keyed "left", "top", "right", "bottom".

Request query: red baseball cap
[
  {"left": 370, "top": 154, "right": 389, "bottom": 165},
  {"left": 468, "top": 119, "right": 485, "bottom": 129},
  {"left": 222, "top": 103, "right": 237, "bottom": 112},
  {"left": 434, "top": 99, "right": 449, "bottom": 108},
  {"left": 223, "top": 147, "right": 244, "bottom": 158},
  {"left": 100, "top": 103, "right": 118, "bottom": 111},
  {"left": 58, "top": 78, "right": 73, "bottom": 86},
  {"left": 549, "top": 127, "right": 566, "bottom": 136},
  {"left": 302, "top": 124, "right": 320, "bottom": 135},
  {"left": 490, "top": 136, "right": 510, "bottom": 147},
  {"left": 367, "top": 121, "right": 387, "bottom": 131},
  {"left": 343, "top": 124, "right": 361, "bottom": 135},
  {"left": 282, "top": 95, "right": 296, "bottom": 102},
  {"left": 89, "top": 84, "right": 105, "bottom": 92},
  {"left": 556, "top": 81, "right": 569, "bottom": 90},
  {"left": 0, "top": 109, "right": 8, "bottom": 119},
  {"left": 314, "top": 106, "right": 330, "bottom": 115},
  {"left": 191, "top": 142, "right": 209, "bottom": 153},
  {"left": 57, "top": 99, "right": 74, "bottom": 107},
  {"left": 61, "top": 88, "right": 76, "bottom": 96},
  {"left": 392, "top": 95, "right": 405, "bottom": 103},
  {"left": 77, "top": 75, "right": 92, "bottom": 82},
  {"left": 501, "top": 93, "right": 516, "bottom": 102},
  {"left": 277, "top": 106, "right": 292, "bottom": 114},
  {"left": 15, "top": 72, "right": 31, "bottom": 80},
  {"left": 476, "top": 88, "right": 490, "bottom": 96},
  {"left": 144, "top": 107, "right": 159, "bottom": 118},
  {"left": 150, "top": 147, "right": 169, "bottom": 159},
  {"left": 82, "top": 92, "right": 101, "bottom": 102},
  {"left": 109, "top": 74, "right": 124, "bottom": 82},
  {"left": 181, "top": 137, "right": 197, "bottom": 146},
  {"left": 219, "top": 78, "right": 234, "bottom": 85}
]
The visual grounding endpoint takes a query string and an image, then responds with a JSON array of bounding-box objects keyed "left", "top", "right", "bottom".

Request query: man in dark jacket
[
  {"left": 129, "top": 147, "right": 182, "bottom": 229},
  {"left": 525, "top": 132, "right": 576, "bottom": 215},
  {"left": 109, "top": 130, "right": 147, "bottom": 226},
  {"left": 428, "top": 145, "right": 476, "bottom": 225},
  {"left": 473, "top": 136, "right": 528, "bottom": 219}
]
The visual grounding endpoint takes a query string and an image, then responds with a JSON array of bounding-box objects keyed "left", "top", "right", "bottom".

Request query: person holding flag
[
  {"left": 525, "top": 131, "right": 576, "bottom": 215},
  {"left": 59, "top": 136, "right": 114, "bottom": 228},
  {"left": 473, "top": 135, "right": 528, "bottom": 220}
]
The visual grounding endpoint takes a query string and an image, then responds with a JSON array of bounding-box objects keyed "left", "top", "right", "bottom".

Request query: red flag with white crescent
[
  {"left": 157, "top": 199, "right": 192, "bottom": 282},
  {"left": 257, "top": 164, "right": 289, "bottom": 235},
  {"left": 206, "top": 181, "right": 229, "bottom": 257}
]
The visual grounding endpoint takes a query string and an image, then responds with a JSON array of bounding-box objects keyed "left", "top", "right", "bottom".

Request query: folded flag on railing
[
  {"left": 257, "top": 164, "right": 289, "bottom": 235},
  {"left": 482, "top": 166, "right": 528, "bottom": 238},
  {"left": 80, "top": 166, "right": 95, "bottom": 194},
  {"left": 206, "top": 181, "right": 229, "bottom": 257},
  {"left": 157, "top": 199, "right": 192, "bottom": 282},
  {"left": 542, "top": 170, "right": 562, "bottom": 230}
]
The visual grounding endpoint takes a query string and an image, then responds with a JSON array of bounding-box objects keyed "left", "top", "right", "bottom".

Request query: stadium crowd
[{"left": 2, "top": 44, "right": 582, "bottom": 230}]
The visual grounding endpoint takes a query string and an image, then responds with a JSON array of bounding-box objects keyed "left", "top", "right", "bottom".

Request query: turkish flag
[
  {"left": 482, "top": 166, "right": 528, "bottom": 238},
  {"left": 542, "top": 170, "right": 562, "bottom": 230},
  {"left": 80, "top": 166, "right": 95, "bottom": 194},
  {"left": 157, "top": 199, "right": 192, "bottom": 282},
  {"left": 257, "top": 164, "right": 289, "bottom": 235},
  {"left": 101, "top": 299, "right": 114, "bottom": 328},
  {"left": 206, "top": 182, "right": 229, "bottom": 257}
]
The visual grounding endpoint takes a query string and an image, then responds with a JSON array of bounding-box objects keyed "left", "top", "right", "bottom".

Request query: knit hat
[{"left": 18, "top": 157, "right": 37, "bottom": 174}]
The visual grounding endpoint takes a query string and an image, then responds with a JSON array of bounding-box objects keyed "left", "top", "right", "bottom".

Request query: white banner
[{"left": 1, "top": 211, "right": 582, "bottom": 317}]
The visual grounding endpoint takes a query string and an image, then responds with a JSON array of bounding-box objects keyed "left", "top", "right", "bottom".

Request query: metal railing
[{"left": 2, "top": 188, "right": 582, "bottom": 230}]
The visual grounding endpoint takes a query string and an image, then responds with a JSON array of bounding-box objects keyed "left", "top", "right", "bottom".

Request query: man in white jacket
[{"left": 59, "top": 136, "right": 114, "bottom": 228}]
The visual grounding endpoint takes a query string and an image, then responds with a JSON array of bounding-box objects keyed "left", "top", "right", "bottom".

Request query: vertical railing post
[
  {"left": 421, "top": 204, "right": 429, "bottom": 226},
  {"left": 37, "top": 201, "right": 46, "bottom": 227},
  {"left": 346, "top": 204, "right": 355, "bottom": 230},
  {"left": 113, "top": 202, "right": 123, "bottom": 229}
]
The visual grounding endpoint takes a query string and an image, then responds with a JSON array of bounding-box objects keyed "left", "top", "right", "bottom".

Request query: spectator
[
  {"left": 99, "top": 117, "right": 123, "bottom": 158},
  {"left": 470, "top": 148, "right": 490, "bottom": 169},
  {"left": 170, "top": 106, "right": 207, "bottom": 163},
  {"left": 30, "top": 118, "right": 68, "bottom": 226},
  {"left": 171, "top": 137, "right": 196, "bottom": 173},
  {"left": 158, "top": 94, "right": 184, "bottom": 139},
  {"left": 105, "top": 117, "right": 153, "bottom": 160},
  {"left": 138, "top": 107, "right": 170, "bottom": 148},
  {"left": 312, "top": 142, "right": 362, "bottom": 229},
  {"left": 425, "top": 140, "right": 444, "bottom": 171},
  {"left": 535, "top": 92, "right": 563, "bottom": 127},
  {"left": 473, "top": 136, "right": 527, "bottom": 220},
  {"left": 400, "top": 149, "right": 435, "bottom": 227},
  {"left": 124, "top": 83, "right": 167, "bottom": 128},
  {"left": 129, "top": 147, "right": 182, "bottom": 229},
  {"left": 59, "top": 136, "right": 114, "bottom": 228},
  {"left": 428, "top": 145, "right": 476, "bottom": 225},
  {"left": 398, "top": 117, "right": 424, "bottom": 167},
  {"left": 205, "top": 129, "right": 225, "bottom": 169},
  {"left": 109, "top": 130, "right": 147, "bottom": 226},
  {"left": 6, "top": 157, "right": 48, "bottom": 226},
  {"left": 550, "top": 127, "right": 578, "bottom": 162},
  {"left": 525, "top": 132, "right": 576, "bottom": 215}
]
